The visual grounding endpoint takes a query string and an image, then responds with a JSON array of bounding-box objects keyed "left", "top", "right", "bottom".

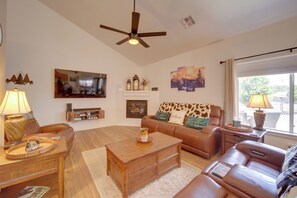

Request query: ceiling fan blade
[
  {"left": 138, "top": 38, "right": 150, "bottom": 48},
  {"left": 100, "top": 24, "right": 129, "bottom": 35},
  {"left": 131, "top": 12, "right": 140, "bottom": 34},
  {"left": 138, "top": 32, "right": 167, "bottom": 37},
  {"left": 116, "top": 37, "right": 130, "bottom": 45}
]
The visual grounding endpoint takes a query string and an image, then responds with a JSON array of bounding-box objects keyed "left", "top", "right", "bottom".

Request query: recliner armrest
[
  {"left": 223, "top": 164, "right": 278, "bottom": 198},
  {"left": 235, "top": 140, "right": 286, "bottom": 168},
  {"left": 40, "top": 123, "right": 71, "bottom": 133},
  {"left": 201, "top": 125, "right": 220, "bottom": 134},
  {"left": 142, "top": 115, "right": 155, "bottom": 119}
]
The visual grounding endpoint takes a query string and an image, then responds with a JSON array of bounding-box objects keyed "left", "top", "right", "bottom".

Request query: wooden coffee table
[{"left": 105, "top": 132, "right": 182, "bottom": 198}]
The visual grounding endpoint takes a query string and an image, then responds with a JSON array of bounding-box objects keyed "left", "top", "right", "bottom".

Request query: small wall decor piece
[
  {"left": 177, "top": 66, "right": 186, "bottom": 91},
  {"left": 171, "top": 66, "right": 205, "bottom": 92},
  {"left": 6, "top": 73, "right": 33, "bottom": 85}
]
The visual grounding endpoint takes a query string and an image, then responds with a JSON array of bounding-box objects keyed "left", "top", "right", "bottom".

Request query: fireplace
[{"left": 126, "top": 100, "right": 148, "bottom": 118}]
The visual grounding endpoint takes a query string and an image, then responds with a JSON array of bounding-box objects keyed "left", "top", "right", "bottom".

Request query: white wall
[
  {"left": 265, "top": 132, "right": 297, "bottom": 150},
  {"left": 0, "top": 0, "right": 7, "bottom": 146},
  {"left": 142, "top": 16, "right": 297, "bottom": 148},
  {"left": 143, "top": 16, "right": 297, "bottom": 107},
  {"left": 6, "top": 0, "right": 141, "bottom": 131}
]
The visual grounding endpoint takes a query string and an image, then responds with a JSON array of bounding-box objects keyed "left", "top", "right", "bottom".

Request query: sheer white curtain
[{"left": 224, "top": 59, "right": 237, "bottom": 124}]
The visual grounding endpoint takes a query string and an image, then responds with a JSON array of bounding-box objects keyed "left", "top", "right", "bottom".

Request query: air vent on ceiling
[{"left": 181, "top": 15, "right": 196, "bottom": 28}]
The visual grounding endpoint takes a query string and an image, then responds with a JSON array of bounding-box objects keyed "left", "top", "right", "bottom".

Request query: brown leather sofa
[
  {"left": 141, "top": 105, "right": 224, "bottom": 159},
  {"left": 4, "top": 114, "right": 74, "bottom": 151},
  {"left": 175, "top": 140, "right": 286, "bottom": 198}
]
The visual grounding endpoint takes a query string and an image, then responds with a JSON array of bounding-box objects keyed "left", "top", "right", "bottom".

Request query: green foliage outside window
[{"left": 239, "top": 76, "right": 272, "bottom": 104}]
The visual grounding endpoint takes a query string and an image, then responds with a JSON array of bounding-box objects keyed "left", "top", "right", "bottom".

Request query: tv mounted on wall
[{"left": 54, "top": 68, "right": 107, "bottom": 98}]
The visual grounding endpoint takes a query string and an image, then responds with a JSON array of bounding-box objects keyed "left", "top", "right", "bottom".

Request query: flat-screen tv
[{"left": 54, "top": 68, "right": 107, "bottom": 98}]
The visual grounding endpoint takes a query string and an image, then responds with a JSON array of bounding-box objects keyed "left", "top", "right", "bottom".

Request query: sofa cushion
[
  {"left": 4, "top": 118, "right": 27, "bottom": 142},
  {"left": 185, "top": 116, "right": 209, "bottom": 129},
  {"left": 158, "top": 121, "right": 178, "bottom": 136},
  {"left": 168, "top": 110, "right": 187, "bottom": 125},
  {"left": 4, "top": 117, "right": 40, "bottom": 142},
  {"left": 224, "top": 164, "right": 278, "bottom": 198},
  {"left": 246, "top": 158, "right": 280, "bottom": 179},
  {"left": 175, "top": 126, "right": 211, "bottom": 153},
  {"left": 154, "top": 111, "right": 170, "bottom": 122},
  {"left": 159, "top": 102, "right": 211, "bottom": 118}
]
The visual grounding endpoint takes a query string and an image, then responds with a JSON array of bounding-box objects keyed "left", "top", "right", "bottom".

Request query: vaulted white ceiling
[{"left": 39, "top": 0, "right": 297, "bottom": 66}]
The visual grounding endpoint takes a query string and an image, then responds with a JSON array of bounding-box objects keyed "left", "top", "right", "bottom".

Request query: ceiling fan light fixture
[
  {"left": 129, "top": 38, "right": 139, "bottom": 45},
  {"left": 99, "top": 0, "right": 166, "bottom": 48}
]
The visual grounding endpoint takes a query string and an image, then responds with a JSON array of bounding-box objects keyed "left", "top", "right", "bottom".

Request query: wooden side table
[
  {"left": 0, "top": 137, "right": 67, "bottom": 198},
  {"left": 220, "top": 127, "right": 267, "bottom": 155}
]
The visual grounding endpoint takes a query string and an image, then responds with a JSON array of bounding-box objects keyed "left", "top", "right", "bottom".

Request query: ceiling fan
[{"left": 100, "top": 0, "right": 166, "bottom": 48}]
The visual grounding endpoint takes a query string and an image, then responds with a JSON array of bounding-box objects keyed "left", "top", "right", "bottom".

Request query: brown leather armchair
[
  {"left": 175, "top": 140, "right": 287, "bottom": 198},
  {"left": 4, "top": 115, "right": 74, "bottom": 152}
]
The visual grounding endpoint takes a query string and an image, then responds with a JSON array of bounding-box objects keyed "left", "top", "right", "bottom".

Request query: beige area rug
[{"left": 82, "top": 147, "right": 201, "bottom": 198}]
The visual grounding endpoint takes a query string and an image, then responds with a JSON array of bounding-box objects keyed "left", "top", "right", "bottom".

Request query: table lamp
[
  {"left": 0, "top": 88, "right": 31, "bottom": 119},
  {"left": 247, "top": 94, "right": 273, "bottom": 131}
]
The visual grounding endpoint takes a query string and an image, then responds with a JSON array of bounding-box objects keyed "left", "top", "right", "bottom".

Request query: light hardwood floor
[{"left": 64, "top": 126, "right": 220, "bottom": 198}]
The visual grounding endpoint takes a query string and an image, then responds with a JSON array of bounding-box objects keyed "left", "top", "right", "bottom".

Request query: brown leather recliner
[
  {"left": 175, "top": 140, "right": 287, "bottom": 198},
  {"left": 4, "top": 114, "right": 74, "bottom": 152},
  {"left": 174, "top": 174, "right": 239, "bottom": 198}
]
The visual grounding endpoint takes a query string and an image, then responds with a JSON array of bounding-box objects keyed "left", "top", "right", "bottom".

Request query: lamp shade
[
  {"left": 0, "top": 88, "right": 31, "bottom": 115},
  {"left": 247, "top": 94, "right": 273, "bottom": 110}
]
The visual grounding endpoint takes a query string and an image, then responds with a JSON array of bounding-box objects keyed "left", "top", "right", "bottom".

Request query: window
[{"left": 238, "top": 73, "right": 296, "bottom": 133}]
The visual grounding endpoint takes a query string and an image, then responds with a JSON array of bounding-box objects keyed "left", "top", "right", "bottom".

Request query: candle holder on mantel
[
  {"left": 126, "top": 78, "right": 131, "bottom": 91},
  {"left": 132, "top": 74, "right": 139, "bottom": 91}
]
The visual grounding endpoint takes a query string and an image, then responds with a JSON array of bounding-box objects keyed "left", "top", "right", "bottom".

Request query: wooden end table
[
  {"left": 0, "top": 137, "right": 67, "bottom": 198},
  {"left": 105, "top": 132, "right": 182, "bottom": 198},
  {"left": 220, "top": 127, "right": 267, "bottom": 155}
]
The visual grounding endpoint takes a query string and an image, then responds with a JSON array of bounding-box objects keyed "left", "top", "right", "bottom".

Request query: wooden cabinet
[
  {"left": 66, "top": 108, "right": 104, "bottom": 122},
  {"left": 105, "top": 132, "right": 182, "bottom": 198},
  {"left": 220, "top": 127, "right": 267, "bottom": 155},
  {"left": 106, "top": 143, "right": 180, "bottom": 197},
  {"left": 0, "top": 138, "right": 67, "bottom": 198}
]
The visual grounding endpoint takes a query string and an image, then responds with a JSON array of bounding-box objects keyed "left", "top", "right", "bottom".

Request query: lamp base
[
  {"left": 253, "top": 111, "right": 266, "bottom": 131},
  {"left": 5, "top": 114, "right": 23, "bottom": 120}
]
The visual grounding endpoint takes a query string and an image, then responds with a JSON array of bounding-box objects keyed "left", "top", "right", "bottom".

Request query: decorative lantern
[
  {"left": 126, "top": 78, "right": 131, "bottom": 91},
  {"left": 132, "top": 74, "right": 139, "bottom": 91}
]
